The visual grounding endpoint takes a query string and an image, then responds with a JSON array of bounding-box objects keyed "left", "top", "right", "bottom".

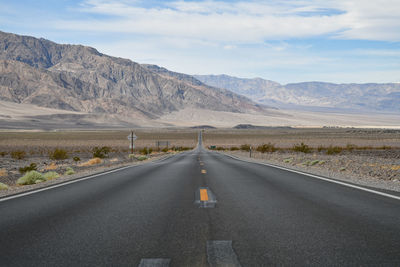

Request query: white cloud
[{"left": 53, "top": 0, "right": 400, "bottom": 42}]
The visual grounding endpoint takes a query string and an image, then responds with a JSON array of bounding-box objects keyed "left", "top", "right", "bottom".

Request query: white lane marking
[
  {"left": 0, "top": 154, "right": 177, "bottom": 203},
  {"left": 207, "top": 240, "right": 242, "bottom": 267},
  {"left": 138, "top": 258, "right": 170, "bottom": 267},
  {"left": 220, "top": 152, "right": 400, "bottom": 201}
]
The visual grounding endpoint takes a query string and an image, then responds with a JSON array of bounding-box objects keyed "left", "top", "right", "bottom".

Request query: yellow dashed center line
[
  {"left": 200, "top": 189, "right": 209, "bottom": 201},
  {"left": 201, "top": 169, "right": 207, "bottom": 174}
]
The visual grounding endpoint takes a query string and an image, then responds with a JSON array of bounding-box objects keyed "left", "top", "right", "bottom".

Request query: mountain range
[
  {"left": 194, "top": 75, "right": 400, "bottom": 113},
  {"left": 0, "top": 30, "right": 266, "bottom": 127},
  {"left": 0, "top": 30, "right": 399, "bottom": 129}
]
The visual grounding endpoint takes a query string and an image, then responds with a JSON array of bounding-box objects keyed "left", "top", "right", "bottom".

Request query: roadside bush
[
  {"left": 18, "top": 163, "right": 37, "bottom": 174},
  {"left": 17, "top": 171, "right": 46, "bottom": 185},
  {"left": 128, "top": 154, "right": 136, "bottom": 160},
  {"left": 256, "top": 143, "right": 277, "bottom": 153},
  {"left": 49, "top": 148, "right": 68, "bottom": 160},
  {"left": 43, "top": 171, "right": 60, "bottom": 180},
  {"left": 216, "top": 146, "right": 225, "bottom": 151},
  {"left": 317, "top": 145, "right": 325, "bottom": 152},
  {"left": 240, "top": 144, "right": 251, "bottom": 152},
  {"left": 79, "top": 158, "right": 102, "bottom": 167},
  {"left": 230, "top": 147, "right": 239, "bottom": 151},
  {"left": 326, "top": 146, "right": 342, "bottom": 155},
  {"left": 137, "top": 156, "right": 147, "bottom": 161},
  {"left": 0, "top": 151, "right": 7, "bottom": 157},
  {"left": 309, "top": 160, "right": 320, "bottom": 166},
  {"left": 11, "top": 150, "right": 26, "bottom": 160},
  {"left": 346, "top": 144, "right": 356, "bottom": 152},
  {"left": 139, "top": 147, "right": 153, "bottom": 155},
  {"left": 161, "top": 147, "right": 169, "bottom": 153},
  {"left": 292, "top": 143, "right": 312, "bottom": 153},
  {"left": 73, "top": 156, "right": 81, "bottom": 162},
  {"left": 64, "top": 167, "right": 75, "bottom": 175},
  {"left": 283, "top": 158, "right": 293, "bottom": 163},
  {"left": 92, "top": 146, "right": 111, "bottom": 158},
  {"left": 0, "top": 182, "right": 8, "bottom": 190}
]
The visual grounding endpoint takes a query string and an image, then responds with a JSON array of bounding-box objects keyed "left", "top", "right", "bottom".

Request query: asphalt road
[{"left": 0, "top": 134, "right": 399, "bottom": 266}]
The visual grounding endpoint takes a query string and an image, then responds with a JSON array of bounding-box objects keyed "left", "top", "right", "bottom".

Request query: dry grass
[
  {"left": 79, "top": 157, "right": 102, "bottom": 167},
  {"left": 45, "top": 162, "right": 58, "bottom": 170},
  {"left": 0, "top": 168, "right": 6, "bottom": 177}
]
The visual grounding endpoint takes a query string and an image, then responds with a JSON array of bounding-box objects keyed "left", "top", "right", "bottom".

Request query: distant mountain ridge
[
  {"left": 194, "top": 75, "right": 400, "bottom": 113},
  {"left": 0, "top": 31, "right": 265, "bottom": 122}
]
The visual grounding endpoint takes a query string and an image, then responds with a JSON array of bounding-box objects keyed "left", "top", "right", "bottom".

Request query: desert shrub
[
  {"left": 18, "top": 163, "right": 37, "bottom": 174},
  {"left": 0, "top": 151, "right": 7, "bottom": 157},
  {"left": 379, "top": 145, "right": 392, "bottom": 150},
  {"left": 256, "top": 143, "right": 277, "bottom": 153},
  {"left": 11, "top": 150, "right": 26, "bottom": 160},
  {"left": 17, "top": 171, "right": 46, "bottom": 185},
  {"left": 0, "top": 182, "right": 8, "bottom": 190},
  {"left": 309, "top": 160, "right": 320, "bottom": 166},
  {"left": 317, "top": 146, "right": 325, "bottom": 152},
  {"left": 346, "top": 144, "right": 357, "bottom": 152},
  {"left": 161, "top": 147, "right": 169, "bottom": 153},
  {"left": 92, "top": 146, "right": 111, "bottom": 158},
  {"left": 318, "top": 160, "right": 326, "bottom": 165},
  {"left": 49, "top": 148, "right": 68, "bottom": 160},
  {"left": 216, "top": 146, "right": 225, "bottom": 151},
  {"left": 137, "top": 156, "right": 147, "bottom": 161},
  {"left": 340, "top": 167, "right": 346, "bottom": 171},
  {"left": 65, "top": 167, "right": 75, "bottom": 175},
  {"left": 73, "top": 156, "right": 81, "bottom": 162},
  {"left": 240, "top": 144, "right": 251, "bottom": 152},
  {"left": 230, "top": 147, "right": 239, "bottom": 151},
  {"left": 45, "top": 162, "right": 58, "bottom": 170},
  {"left": 139, "top": 147, "right": 153, "bottom": 155},
  {"left": 326, "top": 146, "right": 342, "bottom": 155},
  {"left": 283, "top": 158, "right": 293, "bottom": 163},
  {"left": 292, "top": 143, "right": 312, "bottom": 153},
  {"left": 128, "top": 154, "right": 136, "bottom": 159},
  {"left": 79, "top": 158, "right": 102, "bottom": 167},
  {"left": 43, "top": 171, "right": 60, "bottom": 180}
]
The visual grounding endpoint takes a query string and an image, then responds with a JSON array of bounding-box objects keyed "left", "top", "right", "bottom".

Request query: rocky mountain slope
[
  {"left": 0, "top": 31, "right": 265, "bottom": 122},
  {"left": 194, "top": 75, "right": 400, "bottom": 113}
]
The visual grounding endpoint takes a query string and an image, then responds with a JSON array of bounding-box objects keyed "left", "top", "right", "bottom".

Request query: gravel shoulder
[{"left": 222, "top": 150, "right": 400, "bottom": 192}]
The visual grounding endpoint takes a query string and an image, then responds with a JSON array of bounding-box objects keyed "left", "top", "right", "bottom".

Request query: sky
[{"left": 1, "top": 0, "right": 400, "bottom": 84}]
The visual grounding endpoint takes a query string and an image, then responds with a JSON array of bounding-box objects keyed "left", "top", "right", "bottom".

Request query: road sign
[{"left": 128, "top": 133, "right": 137, "bottom": 141}]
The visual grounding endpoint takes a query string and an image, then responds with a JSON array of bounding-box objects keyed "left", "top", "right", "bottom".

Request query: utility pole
[{"left": 250, "top": 146, "right": 252, "bottom": 158}]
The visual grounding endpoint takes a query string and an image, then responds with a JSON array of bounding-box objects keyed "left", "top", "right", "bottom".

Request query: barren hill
[{"left": 0, "top": 31, "right": 265, "bottom": 122}]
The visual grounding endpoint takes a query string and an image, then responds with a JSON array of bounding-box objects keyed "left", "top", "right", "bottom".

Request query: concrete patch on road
[
  {"left": 207, "top": 240, "right": 242, "bottom": 267},
  {"left": 194, "top": 187, "right": 217, "bottom": 208},
  {"left": 138, "top": 258, "right": 170, "bottom": 267}
]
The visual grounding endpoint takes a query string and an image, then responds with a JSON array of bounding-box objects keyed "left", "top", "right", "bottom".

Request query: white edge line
[
  {"left": 218, "top": 152, "right": 400, "bottom": 201},
  {"left": 0, "top": 154, "right": 177, "bottom": 203}
]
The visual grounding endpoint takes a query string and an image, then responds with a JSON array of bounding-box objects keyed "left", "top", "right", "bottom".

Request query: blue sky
[{"left": 1, "top": 0, "right": 400, "bottom": 84}]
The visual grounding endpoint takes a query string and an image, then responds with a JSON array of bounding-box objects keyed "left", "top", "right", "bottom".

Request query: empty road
[{"left": 0, "top": 133, "right": 399, "bottom": 266}]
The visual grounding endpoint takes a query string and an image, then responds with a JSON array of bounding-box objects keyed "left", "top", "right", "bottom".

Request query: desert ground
[
  {"left": 0, "top": 128, "right": 399, "bottom": 194},
  {"left": 202, "top": 128, "right": 400, "bottom": 191},
  {"left": 0, "top": 129, "right": 197, "bottom": 191}
]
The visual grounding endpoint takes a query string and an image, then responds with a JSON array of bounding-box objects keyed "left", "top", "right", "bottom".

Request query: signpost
[{"left": 128, "top": 131, "right": 137, "bottom": 154}]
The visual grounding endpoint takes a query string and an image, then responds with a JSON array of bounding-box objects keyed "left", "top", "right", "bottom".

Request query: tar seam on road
[
  {"left": 207, "top": 240, "right": 242, "bottom": 267},
  {"left": 138, "top": 258, "right": 171, "bottom": 267},
  {"left": 0, "top": 154, "right": 178, "bottom": 203},
  {"left": 221, "top": 152, "right": 400, "bottom": 201}
]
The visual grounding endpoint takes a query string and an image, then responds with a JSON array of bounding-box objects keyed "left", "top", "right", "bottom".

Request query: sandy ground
[
  {"left": 222, "top": 150, "right": 400, "bottom": 192},
  {"left": 156, "top": 107, "right": 400, "bottom": 128}
]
